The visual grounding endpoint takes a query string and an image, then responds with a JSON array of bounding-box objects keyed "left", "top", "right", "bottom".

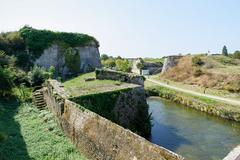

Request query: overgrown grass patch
[
  {"left": 0, "top": 100, "right": 86, "bottom": 160},
  {"left": 63, "top": 72, "right": 137, "bottom": 97}
]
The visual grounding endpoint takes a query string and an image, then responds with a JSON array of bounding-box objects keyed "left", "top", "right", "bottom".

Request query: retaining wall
[
  {"left": 96, "top": 69, "right": 144, "bottom": 86},
  {"left": 43, "top": 80, "right": 183, "bottom": 160}
]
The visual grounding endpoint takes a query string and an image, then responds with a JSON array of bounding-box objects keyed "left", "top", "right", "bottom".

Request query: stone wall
[
  {"left": 35, "top": 44, "right": 101, "bottom": 78},
  {"left": 96, "top": 69, "right": 145, "bottom": 86},
  {"left": 161, "top": 56, "right": 182, "bottom": 73},
  {"left": 43, "top": 80, "right": 184, "bottom": 160},
  {"left": 70, "top": 86, "right": 151, "bottom": 137}
]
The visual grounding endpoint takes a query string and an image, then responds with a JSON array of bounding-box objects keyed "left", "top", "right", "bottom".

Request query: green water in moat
[{"left": 148, "top": 97, "right": 240, "bottom": 160}]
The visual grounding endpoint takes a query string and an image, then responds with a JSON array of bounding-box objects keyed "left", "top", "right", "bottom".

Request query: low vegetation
[
  {"left": 0, "top": 100, "right": 86, "bottom": 160},
  {"left": 101, "top": 54, "right": 132, "bottom": 72},
  {"left": 145, "top": 82, "right": 240, "bottom": 122},
  {"left": 161, "top": 55, "right": 240, "bottom": 93},
  {"left": 19, "top": 26, "right": 98, "bottom": 59},
  {"left": 63, "top": 72, "right": 137, "bottom": 97}
]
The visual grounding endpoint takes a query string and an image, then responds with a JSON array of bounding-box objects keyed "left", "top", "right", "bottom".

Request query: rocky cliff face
[{"left": 34, "top": 44, "right": 101, "bottom": 79}]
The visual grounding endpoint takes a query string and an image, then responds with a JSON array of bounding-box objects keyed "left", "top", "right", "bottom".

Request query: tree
[
  {"left": 115, "top": 59, "right": 131, "bottom": 72},
  {"left": 100, "top": 54, "right": 109, "bottom": 61},
  {"left": 233, "top": 50, "right": 240, "bottom": 59},
  {"left": 27, "top": 66, "right": 49, "bottom": 86},
  {"left": 0, "top": 67, "right": 14, "bottom": 97},
  {"left": 136, "top": 62, "right": 144, "bottom": 69},
  {"left": 102, "top": 59, "right": 116, "bottom": 68},
  {"left": 222, "top": 45, "right": 228, "bottom": 56}
]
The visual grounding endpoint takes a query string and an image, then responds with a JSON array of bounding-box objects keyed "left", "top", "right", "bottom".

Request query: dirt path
[{"left": 146, "top": 78, "right": 240, "bottom": 106}]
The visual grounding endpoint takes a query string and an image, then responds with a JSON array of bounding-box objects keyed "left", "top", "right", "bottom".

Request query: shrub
[
  {"left": 0, "top": 132, "right": 7, "bottom": 142},
  {"left": 224, "top": 81, "right": 240, "bottom": 93},
  {"left": 136, "top": 61, "right": 144, "bottom": 69},
  {"left": 28, "top": 66, "right": 49, "bottom": 86},
  {"left": 192, "top": 56, "right": 204, "bottom": 66},
  {"left": 115, "top": 59, "right": 131, "bottom": 72},
  {"left": 64, "top": 48, "right": 80, "bottom": 74},
  {"left": 193, "top": 68, "right": 203, "bottom": 77},
  {"left": 48, "top": 66, "right": 55, "bottom": 79},
  {"left": 233, "top": 51, "right": 240, "bottom": 59},
  {"left": 15, "top": 51, "right": 33, "bottom": 70},
  {"left": 100, "top": 54, "right": 109, "bottom": 61},
  {"left": 0, "top": 67, "right": 14, "bottom": 97},
  {"left": 102, "top": 59, "right": 116, "bottom": 69}
]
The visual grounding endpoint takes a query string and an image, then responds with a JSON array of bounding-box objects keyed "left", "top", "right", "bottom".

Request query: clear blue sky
[{"left": 1, "top": 0, "right": 239, "bottom": 58}]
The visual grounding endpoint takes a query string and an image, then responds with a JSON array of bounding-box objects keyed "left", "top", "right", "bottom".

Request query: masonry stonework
[{"left": 43, "top": 80, "right": 184, "bottom": 160}]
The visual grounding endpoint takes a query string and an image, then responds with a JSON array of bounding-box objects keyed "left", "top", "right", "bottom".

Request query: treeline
[{"left": 100, "top": 54, "right": 132, "bottom": 72}]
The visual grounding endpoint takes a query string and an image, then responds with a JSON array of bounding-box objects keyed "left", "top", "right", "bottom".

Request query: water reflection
[{"left": 148, "top": 97, "right": 240, "bottom": 160}]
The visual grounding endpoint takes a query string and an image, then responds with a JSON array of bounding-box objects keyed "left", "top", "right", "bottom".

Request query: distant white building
[{"left": 141, "top": 70, "right": 149, "bottom": 75}]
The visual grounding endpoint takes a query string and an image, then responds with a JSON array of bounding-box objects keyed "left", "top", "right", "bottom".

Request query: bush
[
  {"left": 64, "top": 48, "right": 80, "bottom": 74},
  {"left": 193, "top": 68, "right": 203, "bottom": 77},
  {"left": 28, "top": 66, "right": 49, "bottom": 86},
  {"left": 102, "top": 59, "right": 116, "bottom": 69},
  {"left": 0, "top": 67, "right": 14, "bottom": 97},
  {"left": 48, "top": 66, "right": 55, "bottom": 78},
  {"left": 15, "top": 52, "right": 33, "bottom": 70},
  {"left": 192, "top": 56, "right": 204, "bottom": 66},
  {"left": 0, "top": 132, "right": 7, "bottom": 142},
  {"left": 115, "top": 59, "right": 131, "bottom": 72},
  {"left": 224, "top": 81, "right": 240, "bottom": 93},
  {"left": 100, "top": 54, "right": 109, "bottom": 61},
  {"left": 136, "top": 61, "right": 144, "bottom": 69},
  {"left": 233, "top": 51, "right": 240, "bottom": 59}
]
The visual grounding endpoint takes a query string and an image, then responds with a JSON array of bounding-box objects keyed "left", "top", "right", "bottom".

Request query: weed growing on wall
[{"left": 19, "top": 26, "right": 98, "bottom": 59}]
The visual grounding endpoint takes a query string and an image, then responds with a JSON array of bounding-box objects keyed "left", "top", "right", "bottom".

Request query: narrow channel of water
[{"left": 147, "top": 97, "right": 240, "bottom": 160}]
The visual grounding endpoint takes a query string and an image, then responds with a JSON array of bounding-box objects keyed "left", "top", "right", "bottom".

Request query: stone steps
[{"left": 33, "top": 89, "right": 46, "bottom": 110}]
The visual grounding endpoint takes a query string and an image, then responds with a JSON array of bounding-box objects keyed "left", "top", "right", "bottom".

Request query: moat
[{"left": 148, "top": 97, "right": 240, "bottom": 160}]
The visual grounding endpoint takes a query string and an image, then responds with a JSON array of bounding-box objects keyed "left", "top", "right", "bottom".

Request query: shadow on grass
[{"left": 0, "top": 99, "right": 31, "bottom": 160}]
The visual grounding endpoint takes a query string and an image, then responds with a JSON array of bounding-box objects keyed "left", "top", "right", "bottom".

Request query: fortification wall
[
  {"left": 43, "top": 80, "right": 183, "bottom": 160},
  {"left": 161, "top": 56, "right": 182, "bottom": 73},
  {"left": 70, "top": 86, "right": 151, "bottom": 137},
  {"left": 35, "top": 44, "right": 101, "bottom": 78},
  {"left": 96, "top": 69, "right": 144, "bottom": 86}
]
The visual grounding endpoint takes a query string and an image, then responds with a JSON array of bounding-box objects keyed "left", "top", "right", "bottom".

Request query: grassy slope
[
  {"left": 145, "top": 80, "right": 240, "bottom": 121},
  {"left": 63, "top": 72, "right": 137, "bottom": 97},
  {"left": 158, "top": 55, "right": 240, "bottom": 99},
  {"left": 151, "top": 75, "right": 240, "bottom": 100},
  {"left": 0, "top": 100, "right": 86, "bottom": 160}
]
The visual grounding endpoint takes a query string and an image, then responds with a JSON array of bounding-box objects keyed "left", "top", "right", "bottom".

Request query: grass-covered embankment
[
  {"left": 0, "top": 100, "right": 86, "bottom": 160},
  {"left": 145, "top": 82, "right": 240, "bottom": 122}
]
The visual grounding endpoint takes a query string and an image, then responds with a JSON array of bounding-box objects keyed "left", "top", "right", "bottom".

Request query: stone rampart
[
  {"left": 96, "top": 69, "right": 144, "bottom": 86},
  {"left": 35, "top": 44, "right": 101, "bottom": 79},
  {"left": 161, "top": 56, "right": 182, "bottom": 73},
  {"left": 43, "top": 80, "right": 184, "bottom": 160}
]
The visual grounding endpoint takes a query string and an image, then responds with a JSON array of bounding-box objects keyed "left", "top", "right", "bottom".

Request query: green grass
[
  {"left": 145, "top": 81, "right": 240, "bottom": 113},
  {"left": 0, "top": 100, "right": 86, "bottom": 160},
  {"left": 143, "top": 57, "right": 164, "bottom": 64},
  {"left": 149, "top": 75, "right": 240, "bottom": 100},
  {"left": 63, "top": 72, "right": 137, "bottom": 97}
]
